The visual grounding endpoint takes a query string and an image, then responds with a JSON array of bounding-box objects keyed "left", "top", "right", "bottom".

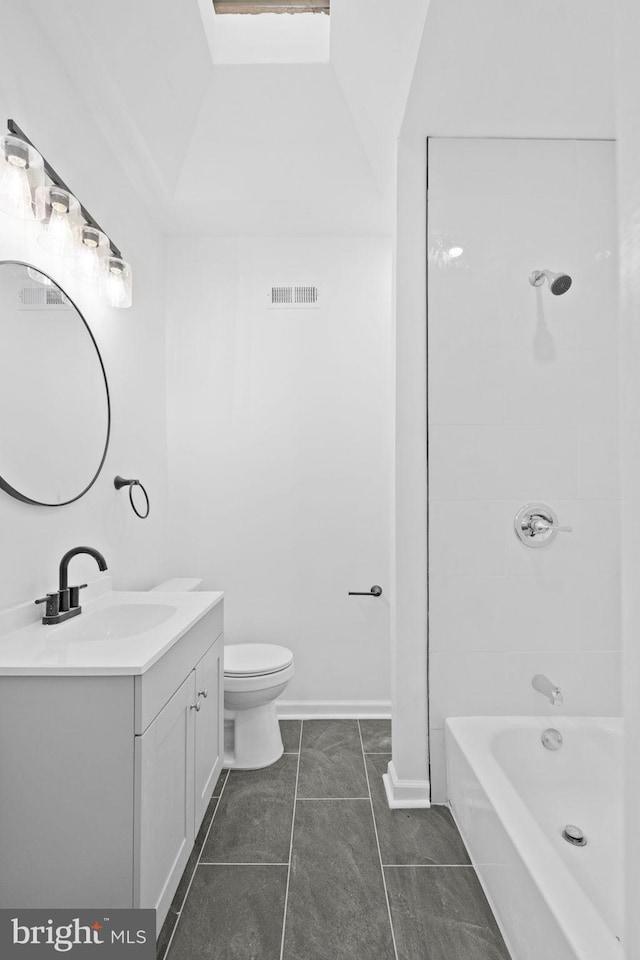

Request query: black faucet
[{"left": 36, "top": 546, "right": 108, "bottom": 625}]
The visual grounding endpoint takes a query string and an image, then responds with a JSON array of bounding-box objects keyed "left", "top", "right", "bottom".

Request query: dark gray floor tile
[
  {"left": 156, "top": 795, "right": 221, "bottom": 958},
  {"left": 385, "top": 866, "right": 511, "bottom": 960},
  {"left": 366, "top": 756, "right": 470, "bottom": 865},
  {"left": 296, "top": 720, "right": 368, "bottom": 798},
  {"left": 280, "top": 719, "right": 302, "bottom": 753},
  {"left": 156, "top": 908, "right": 178, "bottom": 960},
  {"left": 359, "top": 718, "right": 392, "bottom": 753},
  {"left": 282, "top": 799, "right": 395, "bottom": 960},
  {"left": 201, "top": 754, "right": 297, "bottom": 863},
  {"left": 212, "top": 768, "right": 228, "bottom": 798},
  {"left": 167, "top": 865, "right": 288, "bottom": 960}
]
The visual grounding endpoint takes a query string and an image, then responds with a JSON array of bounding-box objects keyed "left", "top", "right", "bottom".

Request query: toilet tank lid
[
  {"left": 151, "top": 578, "right": 204, "bottom": 592},
  {"left": 224, "top": 643, "right": 293, "bottom": 677}
]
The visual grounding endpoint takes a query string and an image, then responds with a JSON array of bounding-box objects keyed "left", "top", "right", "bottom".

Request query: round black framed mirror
[{"left": 0, "top": 260, "right": 111, "bottom": 506}]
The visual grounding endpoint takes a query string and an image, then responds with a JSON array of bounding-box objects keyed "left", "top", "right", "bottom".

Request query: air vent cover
[
  {"left": 18, "top": 286, "right": 70, "bottom": 310},
  {"left": 269, "top": 285, "right": 320, "bottom": 308}
]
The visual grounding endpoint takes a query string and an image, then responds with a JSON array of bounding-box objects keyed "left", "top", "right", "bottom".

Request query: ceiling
[{"left": 24, "top": 0, "right": 431, "bottom": 236}]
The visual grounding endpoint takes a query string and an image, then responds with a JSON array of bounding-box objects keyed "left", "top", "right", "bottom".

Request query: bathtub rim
[{"left": 445, "top": 715, "right": 623, "bottom": 960}]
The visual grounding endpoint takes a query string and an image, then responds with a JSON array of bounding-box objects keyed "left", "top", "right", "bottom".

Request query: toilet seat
[{"left": 224, "top": 643, "right": 293, "bottom": 678}]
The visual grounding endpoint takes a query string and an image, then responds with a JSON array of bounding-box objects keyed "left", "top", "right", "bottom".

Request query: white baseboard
[
  {"left": 276, "top": 700, "right": 391, "bottom": 720},
  {"left": 382, "top": 760, "right": 431, "bottom": 808}
]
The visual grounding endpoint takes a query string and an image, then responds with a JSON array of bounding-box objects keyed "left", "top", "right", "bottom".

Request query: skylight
[
  {"left": 203, "top": 0, "right": 330, "bottom": 64},
  {"left": 213, "top": 1, "right": 329, "bottom": 13}
]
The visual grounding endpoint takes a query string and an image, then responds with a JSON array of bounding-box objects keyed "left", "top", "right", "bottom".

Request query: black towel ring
[{"left": 114, "top": 475, "right": 150, "bottom": 519}]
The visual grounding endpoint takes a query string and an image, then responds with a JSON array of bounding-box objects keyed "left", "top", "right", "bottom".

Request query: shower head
[{"left": 529, "top": 269, "right": 573, "bottom": 296}]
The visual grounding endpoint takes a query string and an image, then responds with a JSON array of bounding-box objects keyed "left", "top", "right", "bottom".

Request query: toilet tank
[{"left": 150, "top": 578, "right": 203, "bottom": 592}]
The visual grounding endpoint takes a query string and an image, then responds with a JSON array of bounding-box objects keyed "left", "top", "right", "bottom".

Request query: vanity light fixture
[
  {"left": 72, "top": 225, "right": 110, "bottom": 285},
  {"left": 105, "top": 257, "right": 132, "bottom": 308},
  {"left": 0, "top": 133, "right": 44, "bottom": 220},
  {"left": 26, "top": 266, "right": 53, "bottom": 286},
  {"left": 36, "top": 186, "right": 81, "bottom": 257},
  {"left": 2, "top": 119, "right": 132, "bottom": 307}
]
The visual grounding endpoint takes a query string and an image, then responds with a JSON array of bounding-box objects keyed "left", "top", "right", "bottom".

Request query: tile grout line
[
  {"left": 295, "top": 796, "right": 370, "bottom": 801},
  {"left": 382, "top": 863, "right": 477, "bottom": 868},
  {"left": 199, "top": 861, "right": 290, "bottom": 866},
  {"left": 279, "top": 719, "right": 303, "bottom": 960},
  {"left": 158, "top": 768, "right": 230, "bottom": 960},
  {"left": 357, "top": 719, "right": 399, "bottom": 960}
]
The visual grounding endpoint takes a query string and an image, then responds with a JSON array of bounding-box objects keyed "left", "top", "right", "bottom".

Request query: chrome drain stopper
[{"left": 562, "top": 824, "right": 586, "bottom": 846}]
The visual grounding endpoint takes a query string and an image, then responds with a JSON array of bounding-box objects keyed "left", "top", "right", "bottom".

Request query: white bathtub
[{"left": 445, "top": 716, "right": 623, "bottom": 960}]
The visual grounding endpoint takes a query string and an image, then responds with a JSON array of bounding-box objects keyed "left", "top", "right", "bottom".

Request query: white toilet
[
  {"left": 223, "top": 643, "right": 294, "bottom": 769},
  {"left": 151, "top": 579, "right": 294, "bottom": 770}
]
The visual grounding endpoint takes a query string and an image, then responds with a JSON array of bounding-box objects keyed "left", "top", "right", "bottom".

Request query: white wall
[
  {"left": 25, "top": 0, "right": 213, "bottom": 213},
  {"left": 198, "top": 4, "right": 330, "bottom": 64},
  {"left": 402, "top": 0, "right": 614, "bottom": 141},
  {"left": 0, "top": 0, "right": 169, "bottom": 608},
  {"left": 165, "top": 237, "right": 393, "bottom": 708},
  {"left": 427, "top": 138, "right": 620, "bottom": 800},
  {"left": 391, "top": 0, "right": 616, "bottom": 804},
  {"left": 614, "top": 2, "right": 640, "bottom": 955}
]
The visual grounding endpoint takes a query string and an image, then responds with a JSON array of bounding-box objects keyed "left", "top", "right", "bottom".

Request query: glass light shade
[
  {"left": 0, "top": 135, "right": 44, "bottom": 220},
  {"left": 26, "top": 266, "right": 53, "bottom": 286},
  {"left": 72, "top": 225, "right": 109, "bottom": 285},
  {"left": 36, "top": 186, "right": 81, "bottom": 257},
  {"left": 105, "top": 257, "right": 132, "bottom": 308}
]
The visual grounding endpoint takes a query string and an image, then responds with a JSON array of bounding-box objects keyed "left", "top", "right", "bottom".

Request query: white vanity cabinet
[
  {"left": 193, "top": 640, "right": 223, "bottom": 826},
  {"left": 0, "top": 594, "right": 223, "bottom": 935},
  {"left": 134, "top": 627, "right": 223, "bottom": 926}
]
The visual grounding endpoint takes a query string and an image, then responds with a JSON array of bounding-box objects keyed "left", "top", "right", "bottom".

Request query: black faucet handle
[
  {"left": 69, "top": 584, "right": 88, "bottom": 608},
  {"left": 35, "top": 593, "right": 60, "bottom": 619}
]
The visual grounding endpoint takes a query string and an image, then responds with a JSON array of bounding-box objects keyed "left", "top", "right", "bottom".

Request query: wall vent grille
[
  {"left": 269, "top": 285, "right": 320, "bottom": 308},
  {"left": 18, "top": 286, "right": 70, "bottom": 310}
]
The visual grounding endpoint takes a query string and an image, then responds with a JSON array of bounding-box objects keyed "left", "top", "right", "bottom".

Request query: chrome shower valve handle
[
  {"left": 529, "top": 517, "right": 573, "bottom": 536},
  {"left": 514, "top": 503, "right": 572, "bottom": 548}
]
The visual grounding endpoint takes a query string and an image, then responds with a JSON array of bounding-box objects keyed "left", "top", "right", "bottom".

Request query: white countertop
[{"left": 0, "top": 582, "right": 223, "bottom": 677}]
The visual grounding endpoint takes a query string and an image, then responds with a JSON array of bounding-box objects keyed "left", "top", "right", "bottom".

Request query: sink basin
[
  {"left": 0, "top": 584, "right": 223, "bottom": 676},
  {"left": 61, "top": 603, "right": 177, "bottom": 642}
]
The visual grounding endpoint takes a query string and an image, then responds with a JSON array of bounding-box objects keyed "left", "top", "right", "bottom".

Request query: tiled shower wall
[{"left": 427, "top": 139, "right": 620, "bottom": 801}]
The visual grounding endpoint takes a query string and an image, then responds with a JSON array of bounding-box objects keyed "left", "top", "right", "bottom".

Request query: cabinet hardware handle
[
  {"left": 198, "top": 688, "right": 208, "bottom": 698},
  {"left": 190, "top": 701, "right": 201, "bottom": 712}
]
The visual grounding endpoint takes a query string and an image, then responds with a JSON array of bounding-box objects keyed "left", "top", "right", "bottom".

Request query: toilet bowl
[
  {"left": 224, "top": 643, "right": 294, "bottom": 770},
  {"left": 149, "top": 581, "right": 293, "bottom": 770}
]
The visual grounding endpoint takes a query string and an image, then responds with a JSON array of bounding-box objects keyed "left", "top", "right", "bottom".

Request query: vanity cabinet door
[
  {"left": 194, "top": 636, "right": 224, "bottom": 830},
  {"left": 134, "top": 672, "right": 196, "bottom": 922}
]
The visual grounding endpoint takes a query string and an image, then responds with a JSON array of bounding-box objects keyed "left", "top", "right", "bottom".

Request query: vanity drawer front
[{"left": 134, "top": 601, "right": 223, "bottom": 734}]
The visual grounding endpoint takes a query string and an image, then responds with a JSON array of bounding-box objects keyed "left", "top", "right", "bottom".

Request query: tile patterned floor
[{"left": 157, "top": 719, "right": 511, "bottom": 960}]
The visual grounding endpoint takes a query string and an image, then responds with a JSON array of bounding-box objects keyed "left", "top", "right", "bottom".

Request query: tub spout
[{"left": 532, "top": 674, "right": 563, "bottom": 706}]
